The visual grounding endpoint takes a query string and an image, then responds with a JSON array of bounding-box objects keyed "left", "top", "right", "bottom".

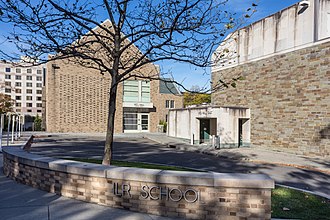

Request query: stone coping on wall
[{"left": 2, "top": 146, "right": 274, "bottom": 189}]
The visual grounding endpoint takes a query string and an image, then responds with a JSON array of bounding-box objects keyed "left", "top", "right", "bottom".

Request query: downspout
[{"left": 314, "top": 0, "right": 319, "bottom": 42}]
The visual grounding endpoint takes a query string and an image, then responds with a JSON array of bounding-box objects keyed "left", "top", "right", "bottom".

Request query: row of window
[
  {"left": 5, "top": 75, "right": 42, "bottom": 81},
  {"left": 16, "top": 109, "right": 42, "bottom": 113},
  {"left": 5, "top": 88, "right": 42, "bottom": 94},
  {"left": 15, "top": 96, "right": 42, "bottom": 101},
  {"left": 16, "top": 102, "right": 42, "bottom": 107},
  {"left": 4, "top": 68, "right": 42, "bottom": 74},
  {"left": 5, "top": 82, "right": 42, "bottom": 87}
]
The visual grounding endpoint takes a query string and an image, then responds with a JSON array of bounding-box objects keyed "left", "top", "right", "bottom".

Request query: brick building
[
  {"left": 0, "top": 58, "right": 45, "bottom": 116},
  {"left": 44, "top": 21, "right": 183, "bottom": 133},
  {"left": 211, "top": 0, "right": 330, "bottom": 156}
]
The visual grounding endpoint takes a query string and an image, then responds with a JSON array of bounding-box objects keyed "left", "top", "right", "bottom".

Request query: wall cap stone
[{"left": 2, "top": 146, "right": 275, "bottom": 188}]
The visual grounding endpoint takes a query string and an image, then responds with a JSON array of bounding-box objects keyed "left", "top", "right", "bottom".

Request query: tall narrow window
[{"left": 141, "top": 81, "right": 150, "bottom": 102}]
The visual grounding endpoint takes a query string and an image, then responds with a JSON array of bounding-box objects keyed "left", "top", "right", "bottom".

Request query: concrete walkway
[
  {"left": 144, "top": 133, "right": 330, "bottom": 174},
  {"left": 0, "top": 154, "right": 177, "bottom": 220}
]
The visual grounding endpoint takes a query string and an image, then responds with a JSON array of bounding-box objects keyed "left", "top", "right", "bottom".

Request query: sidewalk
[{"left": 144, "top": 133, "right": 330, "bottom": 174}]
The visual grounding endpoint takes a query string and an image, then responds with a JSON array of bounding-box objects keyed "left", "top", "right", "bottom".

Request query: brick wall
[
  {"left": 3, "top": 147, "right": 274, "bottom": 220},
  {"left": 212, "top": 40, "right": 330, "bottom": 156},
  {"left": 45, "top": 59, "right": 183, "bottom": 133}
]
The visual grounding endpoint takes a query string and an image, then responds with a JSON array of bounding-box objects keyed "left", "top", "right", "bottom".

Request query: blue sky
[
  {"left": 160, "top": 0, "right": 300, "bottom": 91},
  {"left": 0, "top": 0, "right": 300, "bottom": 90}
]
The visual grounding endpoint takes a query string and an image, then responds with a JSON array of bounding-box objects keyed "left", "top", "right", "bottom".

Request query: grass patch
[
  {"left": 272, "top": 186, "right": 330, "bottom": 220},
  {"left": 63, "top": 157, "right": 199, "bottom": 172}
]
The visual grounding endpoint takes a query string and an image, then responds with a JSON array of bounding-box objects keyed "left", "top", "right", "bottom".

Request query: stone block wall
[
  {"left": 3, "top": 146, "right": 274, "bottom": 220},
  {"left": 212, "top": 40, "right": 330, "bottom": 156}
]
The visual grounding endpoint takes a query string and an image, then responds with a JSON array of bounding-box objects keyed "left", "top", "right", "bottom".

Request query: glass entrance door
[
  {"left": 140, "top": 114, "right": 149, "bottom": 131},
  {"left": 123, "top": 113, "right": 149, "bottom": 132}
]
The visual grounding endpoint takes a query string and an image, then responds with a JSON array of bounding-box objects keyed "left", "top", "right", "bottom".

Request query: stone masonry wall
[
  {"left": 3, "top": 147, "right": 274, "bottom": 220},
  {"left": 212, "top": 40, "right": 330, "bottom": 156}
]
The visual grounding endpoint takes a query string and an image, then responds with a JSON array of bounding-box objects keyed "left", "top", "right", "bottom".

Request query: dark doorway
[
  {"left": 200, "top": 119, "right": 210, "bottom": 144},
  {"left": 238, "top": 118, "right": 249, "bottom": 147}
]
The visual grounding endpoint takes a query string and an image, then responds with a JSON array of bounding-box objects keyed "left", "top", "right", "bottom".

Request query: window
[
  {"left": 37, "top": 70, "right": 42, "bottom": 74},
  {"left": 15, "top": 89, "right": 21, "bottom": 93},
  {"left": 37, "top": 103, "right": 42, "bottom": 107},
  {"left": 26, "top": 96, "right": 32, "bottom": 101},
  {"left": 15, "top": 96, "right": 21, "bottom": 100},
  {"left": 15, "top": 82, "right": 21, "bottom": 87},
  {"left": 5, "top": 74, "right": 11, "bottom": 79},
  {"left": 27, "top": 69, "right": 32, "bottom": 74},
  {"left": 123, "top": 113, "right": 138, "bottom": 130},
  {"left": 26, "top": 103, "right": 33, "bottom": 107},
  {"left": 26, "top": 82, "right": 32, "bottom": 87},
  {"left": 123, "top": 80, "right": 150, "bottom": 103},
  {"left": 5, "top": 82, "right": 11, "bottom": 87},
  {"left": 15, "top": 75, "right": 21, "bottom": 80},
  {"left": 16, "top": 103, "right": 21, "bottom": 107},
  {"left": 5, "top": 67, "right": 10, "bottom": 72},
  {"left": 36, "top": 90, "right": 42, "bottom": 94},
  {"left": 37, "top": 96, "right": 42, "bottom": 101},
  {"left": 36, "top": 76, "right": 42, "bottom": 81},
  {"left": 5, "top": 88, "right": 11, "bottom": 93},
  {"left": 16, "top": 68, "right": 21, "bottom": 73},
  {"left": 37, "top": 110, "right": 42, "bottom": 113},
  {"left": 36, "top": 83, "right": 42, "bottom": 87},
  {"left": 165, "top": 100, "right": 175, "bottom": 109},
  {"left": 26, "top": 89, "right": 33, "bottom": 94},
  {"left": 27, "top": 109, "right": 32, "bottom": 112},
  {"left": 26, "top": 76, "right": 33, "bottom": 80}
]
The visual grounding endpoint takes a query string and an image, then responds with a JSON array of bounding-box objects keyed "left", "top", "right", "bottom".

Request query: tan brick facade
[
  {"left": 44, "top": 59, "right": 183, "bottom": 133},
  {"left": 212, "top": 40, "right": 330, "bottom": 157}
]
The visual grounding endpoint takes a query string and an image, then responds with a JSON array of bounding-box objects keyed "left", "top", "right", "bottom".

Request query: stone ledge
[{"left": 2, "top": 147, "right": 274, "bottom": 188}]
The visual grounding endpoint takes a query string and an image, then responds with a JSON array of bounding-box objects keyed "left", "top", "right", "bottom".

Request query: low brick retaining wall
[{"left": 2, "top": 146, "right": 274, "bottom": 219}]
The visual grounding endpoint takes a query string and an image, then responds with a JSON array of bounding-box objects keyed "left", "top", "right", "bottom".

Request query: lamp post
[
  {"left": 18, "top": 114, "right": 21, "bottom": 138},
  {"left": 11, "top": 114, "right": 15, "bottom": 144},
  {"left": 15, "top": 115, "right": 19, "bottom": 141},
  {"left": 6, "top": 112, "right": 11, "bottom": 147},
  {"left": 0, "top": 114, "right": 4, "bottom": 152}
]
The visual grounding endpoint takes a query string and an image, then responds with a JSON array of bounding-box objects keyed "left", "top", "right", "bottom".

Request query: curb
[
  {"left": 145, "top": 136, "right": 330, "bottom": 175},
  {"left": 246, "top": 159, "right": 330, "bottom": 175},
  {"left": 276, "top": 183, "right": 330, "bottom": 200}
]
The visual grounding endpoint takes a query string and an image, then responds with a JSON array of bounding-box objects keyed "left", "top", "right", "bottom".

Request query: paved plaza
[
  {"left": 0, "top": 132, "right": 329, "bottom": 220},
  {"left": 29, "top": 133, "right": 330, "bottom": 199}
]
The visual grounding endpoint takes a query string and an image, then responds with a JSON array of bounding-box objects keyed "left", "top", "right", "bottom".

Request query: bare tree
[{"left": 0, "top": 0, "right": 256, "bottom": 165}]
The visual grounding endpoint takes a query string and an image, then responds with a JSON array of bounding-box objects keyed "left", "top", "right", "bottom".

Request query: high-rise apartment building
[{"left": 0, "top": 59, "right": 45, "bottom": 116}]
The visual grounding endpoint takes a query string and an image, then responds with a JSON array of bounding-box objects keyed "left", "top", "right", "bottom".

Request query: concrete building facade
[
  {"left": 168, "top": 106, "right": 251, "bottom": 147},
  {"left": 211, "top": 0, "right": 330, "bottom": 156},
  {"left": 0, "top": 59, "right": 45, "bottom": 116}
]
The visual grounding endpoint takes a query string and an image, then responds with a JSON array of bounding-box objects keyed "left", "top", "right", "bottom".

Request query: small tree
[
  {"left": 34, "top": 114, "right": 42, "bottom": 131},
  {"left": 0, "top": 0, "right": 256, "bottom": 164},
  {"left": 0, "top": 93, "right": 14, "bottom": 114}
]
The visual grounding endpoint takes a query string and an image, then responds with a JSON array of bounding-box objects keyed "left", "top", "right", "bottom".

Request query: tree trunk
[{"left": 102, "top": 79, "right": 118, "bottom": 165}]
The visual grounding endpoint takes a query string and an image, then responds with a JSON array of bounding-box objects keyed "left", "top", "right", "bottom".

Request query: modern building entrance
[
  {"left": 123, "top": 113, "right": 149, "bottom": 132},
  {"left": 199, "top": 119, "right": 210, "bottom": 144}
]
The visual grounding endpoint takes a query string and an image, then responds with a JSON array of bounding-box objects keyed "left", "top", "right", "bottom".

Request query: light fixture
[
  {"left": 298, "top": 0, "right": 310, "bottom": 14},
  {"left": 299, "top": 0, "right": 310, "bottom": 7}
]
